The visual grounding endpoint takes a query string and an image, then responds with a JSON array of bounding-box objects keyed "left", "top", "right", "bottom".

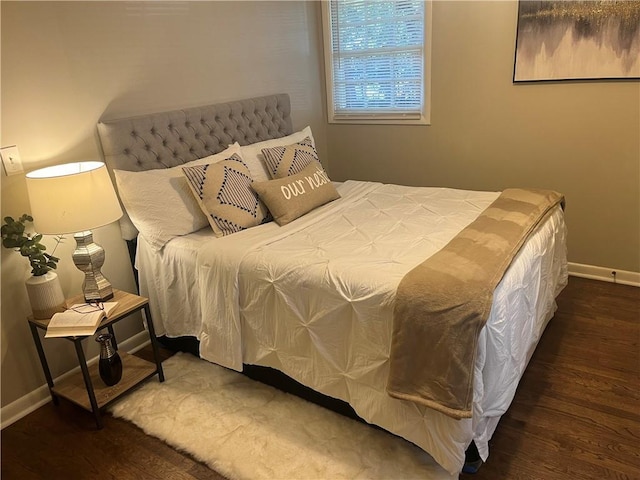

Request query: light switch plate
[{"left": 1, "top": 145, "right": 24, "bottom": 175}]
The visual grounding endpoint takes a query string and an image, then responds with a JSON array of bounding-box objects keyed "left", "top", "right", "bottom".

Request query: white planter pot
[{"left": 25, "top": 271, "right": 66, "bottom": 320}]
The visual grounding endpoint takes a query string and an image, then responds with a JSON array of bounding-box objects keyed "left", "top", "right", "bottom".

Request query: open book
[{"left": 45, "top": 302, "right": 119, "bottom": 338}]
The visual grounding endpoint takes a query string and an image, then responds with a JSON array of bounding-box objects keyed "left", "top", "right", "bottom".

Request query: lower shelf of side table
[{"left": 51, "top": 352, "right": 158, "bottom": 411}]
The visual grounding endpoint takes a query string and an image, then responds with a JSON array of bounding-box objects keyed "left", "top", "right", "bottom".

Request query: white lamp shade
[{"left": 25, "top": 161, "right": 123, "bottom": 234}]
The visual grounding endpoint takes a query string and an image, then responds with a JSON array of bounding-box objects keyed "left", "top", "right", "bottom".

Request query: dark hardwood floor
[
  {"left": 2, "top": 277, "right": 639, "bottom": 479},
  {"left": 468, "top": 276, "right": 640, "bottom": 480}
]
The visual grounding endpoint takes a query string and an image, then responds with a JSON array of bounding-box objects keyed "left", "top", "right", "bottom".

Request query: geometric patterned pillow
[
  {"left": 182, "top": 153, "right": 271, "bottom": 237},
  {"left": 260, "top": 136, "right": 319, "bottom": 179}
]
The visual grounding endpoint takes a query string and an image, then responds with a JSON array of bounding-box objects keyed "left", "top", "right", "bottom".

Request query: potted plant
[{"left": 2, "top": 214, "right": 66, "bottom": 319}]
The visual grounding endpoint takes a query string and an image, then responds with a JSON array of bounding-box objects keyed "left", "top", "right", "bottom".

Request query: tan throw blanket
[{"left": 387, "top": 188, "right": 564, "bottom": 420}]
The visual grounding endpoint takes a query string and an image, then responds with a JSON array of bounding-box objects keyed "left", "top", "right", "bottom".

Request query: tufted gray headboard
[{"left": 97, "top": 93, "right": 293, "bottom": 239}]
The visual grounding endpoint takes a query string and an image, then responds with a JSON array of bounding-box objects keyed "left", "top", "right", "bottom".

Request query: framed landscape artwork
[{"left": 513, "top": 1, "right": 640, "bottom": 82}]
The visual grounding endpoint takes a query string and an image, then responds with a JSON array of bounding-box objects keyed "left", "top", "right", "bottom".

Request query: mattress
[{"left": 137, "top": 180, "right": 567, "bottom": 474}]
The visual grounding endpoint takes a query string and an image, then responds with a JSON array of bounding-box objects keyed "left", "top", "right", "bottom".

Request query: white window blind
[{"left": 323, "top": 0, "right": 429, "bottom": 124}]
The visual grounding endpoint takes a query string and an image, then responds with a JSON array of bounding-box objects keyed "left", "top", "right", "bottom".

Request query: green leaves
[{"left": 1, "top": 214, "right": 59, "bottom": 276}]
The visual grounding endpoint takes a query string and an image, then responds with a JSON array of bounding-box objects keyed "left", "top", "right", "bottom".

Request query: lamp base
[{"left": 73, "top": 231, "right": 114, "bottom": 302}]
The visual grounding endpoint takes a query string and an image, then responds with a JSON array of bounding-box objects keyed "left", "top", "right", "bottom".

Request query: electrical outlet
[{"left": 1, "top": 145, "right": 24, "bottom": 175}]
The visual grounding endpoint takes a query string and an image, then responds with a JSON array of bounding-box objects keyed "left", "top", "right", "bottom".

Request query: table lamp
[{"left": 25, "top": 161, "right": 123, "bottom": 302}]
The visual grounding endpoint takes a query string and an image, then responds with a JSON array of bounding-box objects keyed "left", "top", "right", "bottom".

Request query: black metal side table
[{"left": 28, "top": 289, "right": 165, "bottom": 429}]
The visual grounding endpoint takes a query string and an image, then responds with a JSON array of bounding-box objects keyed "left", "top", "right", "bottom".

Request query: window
[{"left": 322, "top": 0, "right": 432, "bottom": 125}]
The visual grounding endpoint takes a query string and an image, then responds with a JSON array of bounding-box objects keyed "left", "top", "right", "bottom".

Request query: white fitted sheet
[{"left": 137, "top": 180, "right": 567, "bottom": 474}]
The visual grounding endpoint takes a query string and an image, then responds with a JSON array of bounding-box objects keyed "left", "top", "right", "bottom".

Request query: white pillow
[
  {"left": 240, "top": 126, "right": 315, "bottom": 182},
  {"left": 114, "top": 143, "right": 242, "bottom": 250}
]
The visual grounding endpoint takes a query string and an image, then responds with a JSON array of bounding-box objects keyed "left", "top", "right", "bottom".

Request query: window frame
[{"left": 321, "top": 0, "right": 432, "bottom": 126}]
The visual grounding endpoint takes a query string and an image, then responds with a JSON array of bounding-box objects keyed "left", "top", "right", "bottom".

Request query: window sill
[{"left": 328, "top": 116, "right": 431, "bottom": 126}]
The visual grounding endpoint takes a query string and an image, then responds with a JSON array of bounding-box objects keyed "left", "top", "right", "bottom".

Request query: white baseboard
[
  {"left": 568, "top": 262, "right": 640, "bottom": 287},
  {"left": 1, "top": 331, "right": 151, "bottom": 430}
]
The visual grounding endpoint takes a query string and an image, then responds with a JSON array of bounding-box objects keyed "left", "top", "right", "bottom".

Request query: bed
[{"left": 97, "top": 93, "right": 568, "bottom": 475}]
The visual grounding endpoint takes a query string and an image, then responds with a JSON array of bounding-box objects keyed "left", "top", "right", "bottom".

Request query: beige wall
[
  {"left": 1, "top": 1, "right": 325, "bottom": 409},
  {"left": 326, "top": 1, "right": 640, "bottom": 273}
]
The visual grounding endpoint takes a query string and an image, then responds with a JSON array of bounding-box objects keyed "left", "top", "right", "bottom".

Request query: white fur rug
[{"left": 110, "top": 353, "right": 455, "bottom": 480}]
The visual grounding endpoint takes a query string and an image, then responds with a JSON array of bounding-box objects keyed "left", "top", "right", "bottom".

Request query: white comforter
[{"left": 137, "top": 180, "right": 567, "bottom": 474}]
